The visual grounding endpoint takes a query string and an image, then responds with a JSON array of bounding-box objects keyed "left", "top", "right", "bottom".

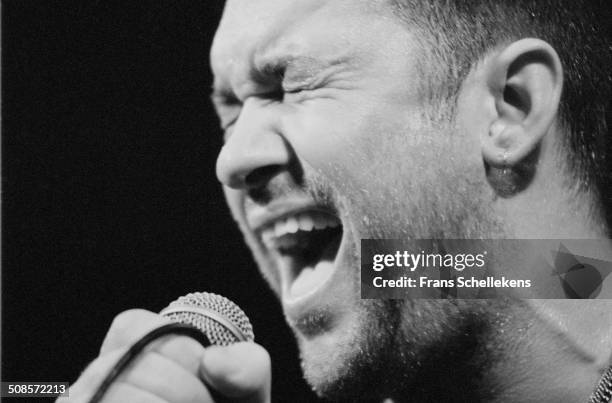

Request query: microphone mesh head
[{"left": 160, "top": 292, "right": 254, "bottom": 346}]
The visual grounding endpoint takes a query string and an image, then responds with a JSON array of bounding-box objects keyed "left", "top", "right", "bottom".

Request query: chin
[{"left": 292, "top": 298, "right": 404, "bottom": 401}]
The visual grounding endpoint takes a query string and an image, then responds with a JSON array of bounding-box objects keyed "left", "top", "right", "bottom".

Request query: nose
[{"left": 216, "top": 99, "right": 290, "bottom": 189}]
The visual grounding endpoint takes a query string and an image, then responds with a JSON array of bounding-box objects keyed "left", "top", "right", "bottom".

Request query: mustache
[{"left": 245, "top": 169, "right": 342, "bottom": 214}]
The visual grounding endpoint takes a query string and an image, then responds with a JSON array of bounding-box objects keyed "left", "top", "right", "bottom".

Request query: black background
[{"left": 3, "top": 1, "right": 319, "bottom": 401}]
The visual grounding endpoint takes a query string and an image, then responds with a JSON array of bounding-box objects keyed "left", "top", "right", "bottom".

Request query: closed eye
[{"left": 221, "top": 117, "right": 238, "bottom": 132}]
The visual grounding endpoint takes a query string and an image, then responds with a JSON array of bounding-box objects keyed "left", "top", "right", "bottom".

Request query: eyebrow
[
  {"left": 210, "top": 51, "right": 354, "bottom": 105},
  {"left": 256, "top": 54, "right": 350, "bottom": 88}
]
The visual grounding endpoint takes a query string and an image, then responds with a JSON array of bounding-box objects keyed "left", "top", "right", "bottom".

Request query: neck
[
  {"left": 387, "top": 297, "right": 611, "bottom": 403},
  {"left": 387, "top": 306, "right": 608, "bottom": 403},
  {"left": 487, "top": 301, "right": 607, "bottom": 403}
]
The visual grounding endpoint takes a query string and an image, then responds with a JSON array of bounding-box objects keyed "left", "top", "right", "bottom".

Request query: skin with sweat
[{"left": 212, "top": 0, "right": 612, "bottom": 401}]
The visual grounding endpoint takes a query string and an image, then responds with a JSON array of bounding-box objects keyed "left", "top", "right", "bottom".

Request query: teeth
[
  {"left": 260, "top": 211, "right": 340, "bottom": 244},
  {"left": 297, "top": 214, "right": 314, "bottom": 231},
  {"left": 285, "top": 216, "right": 299, "bottom": 233},
  {"left": 274, "top": 220, "right": 286, "bottom": 237}
]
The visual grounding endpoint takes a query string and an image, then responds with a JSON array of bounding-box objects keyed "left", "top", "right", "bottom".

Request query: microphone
[
  {"left": 87, "top": 292, "right": 255, "bottom": 403},
  {"left": 160, "top": 291, "right": 255, "bottom": 345}
]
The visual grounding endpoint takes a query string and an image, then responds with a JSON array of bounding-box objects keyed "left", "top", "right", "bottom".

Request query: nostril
[{"left": 244, "top": 164, "right": 283, "bottom": 189}]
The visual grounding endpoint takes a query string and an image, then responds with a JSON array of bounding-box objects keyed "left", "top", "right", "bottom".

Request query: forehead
[{"left": 210, "top": 0, "right": 400, "bottom": 92}]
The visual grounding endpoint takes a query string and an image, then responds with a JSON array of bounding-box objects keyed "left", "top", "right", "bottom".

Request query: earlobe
[{"left": 481, "top": 38, "right": 563, "bottom": 196}]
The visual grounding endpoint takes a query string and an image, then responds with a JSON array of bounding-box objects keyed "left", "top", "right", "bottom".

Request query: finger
[
  {"left": 100, "top": 309, "right": 171, "bottom": 354},
  {"left": 124, "top": 351, "right": 213, "bottom": 403},
  {"left": 200, "top": 342, "right": 271, "bottom": 403},
  {"left": 57, "top": 382, "right": 167, "bottom": 403},
  {"left": 98, "top": 382, "right": 168, "bottom": 403},
  {"left": 100, "top": 309, "right": 206, "bottom": 373},
  {"left": 101, "top": 382, "right": 168, "bottom": 403},
  {"left": 67, "top": 348, "right": 214, "bottom": 403},
  {"left": 67, "top": 348, "right": 128, "bottom": 402},
  {"left": 152, "top": 334, "right": 206, "bottom": 375}
]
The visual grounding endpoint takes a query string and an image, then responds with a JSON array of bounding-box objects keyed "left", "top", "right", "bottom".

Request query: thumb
[{"left": 199, "top": 342, "right": 271, "bottom": 403}]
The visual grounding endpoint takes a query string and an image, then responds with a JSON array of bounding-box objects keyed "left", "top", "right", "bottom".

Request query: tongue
[{"left": 289, "top": 260, "right": 334, "bottom": 299}]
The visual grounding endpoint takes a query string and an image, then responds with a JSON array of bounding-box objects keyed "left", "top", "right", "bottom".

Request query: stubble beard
[{"left": 292, "top": 127, "right": 512, "bottom": 401}]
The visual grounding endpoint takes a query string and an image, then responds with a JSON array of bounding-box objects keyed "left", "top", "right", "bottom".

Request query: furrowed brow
[
  {"left": 254, "top": 54, "right": 345, "bottom": 87},
  {"left": 210, "top": 51, "right": 353, "bottom": 106}
]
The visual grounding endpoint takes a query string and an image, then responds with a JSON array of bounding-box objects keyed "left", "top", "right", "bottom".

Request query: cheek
[
  {"left": 281, "top": 102, "right": 352, "bottom": 166},
  {"left": 281, "top": 101, "right": 407, "bottom": 184}
]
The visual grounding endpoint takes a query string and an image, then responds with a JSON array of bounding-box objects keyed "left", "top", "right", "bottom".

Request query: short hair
[{"left": 387, "top": 0, "right": 612, "bottom": 233}]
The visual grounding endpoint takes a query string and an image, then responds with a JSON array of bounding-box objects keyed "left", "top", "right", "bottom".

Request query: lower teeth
[
  {"left": 288, "top": 233, "right": 341, "bottom": 299},
  {"left": 289, "top": 260, "right": 335, "bottom": 299}
]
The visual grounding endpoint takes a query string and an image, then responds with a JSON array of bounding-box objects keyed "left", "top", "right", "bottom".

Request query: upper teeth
[{"left": 261, "top": 211, "right": 339, "bottom": 244}]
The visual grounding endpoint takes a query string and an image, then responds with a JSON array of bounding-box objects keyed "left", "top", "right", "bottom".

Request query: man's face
[{"left": 212, "top": 0, "right": 500, "bottom": 399}]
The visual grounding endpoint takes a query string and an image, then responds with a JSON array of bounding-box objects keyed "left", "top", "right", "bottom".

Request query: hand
[{"left": 57, "top": 309, "right": 271, "bottom": 403}]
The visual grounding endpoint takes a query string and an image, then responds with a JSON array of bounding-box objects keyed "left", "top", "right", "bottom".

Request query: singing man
[{"left": 62, "top": 0, "right": 612, "bottom": 401}]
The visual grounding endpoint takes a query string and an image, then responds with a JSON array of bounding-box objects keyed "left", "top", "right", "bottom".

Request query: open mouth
[{"left": 259, "top": 211, "right": 343, "bottom": 301}]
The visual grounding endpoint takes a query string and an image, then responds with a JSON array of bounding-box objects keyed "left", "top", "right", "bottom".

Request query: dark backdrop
[{"left": 3, "top": 1, "right": 319, "bottom": 401}]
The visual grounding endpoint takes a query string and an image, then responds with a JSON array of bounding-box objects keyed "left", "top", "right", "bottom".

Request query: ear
[{"left": 481, "top": 38, "right": 563, "bottom": 173}]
